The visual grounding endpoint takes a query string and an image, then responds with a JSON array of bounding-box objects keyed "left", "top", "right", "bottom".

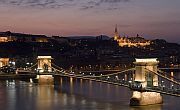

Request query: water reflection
[
  {"left": 55, "top": 77, "right": 133, "bottom": 103},
  {"left": 0, "top": 77, "right": 179, "bottom": 110},
  {"left": 130, "top": 105, "right": 162, "bottom": 110}
]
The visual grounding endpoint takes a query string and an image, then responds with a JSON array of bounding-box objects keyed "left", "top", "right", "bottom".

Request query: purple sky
[{"left": 0, "top": 0, "right": 180, "bottom": 43}]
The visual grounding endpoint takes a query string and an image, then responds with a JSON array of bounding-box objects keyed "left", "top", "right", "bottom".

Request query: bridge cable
[{"left": 145, "top": 68, "right": 180, "bottom": 85}]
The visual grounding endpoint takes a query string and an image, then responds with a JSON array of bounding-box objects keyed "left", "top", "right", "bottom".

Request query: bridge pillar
[
  {"left": 36, "top": 56, "right": 53, "bottom": 84},
  {"left": 130, "top": 58, "right": 163, "bottom": 106},
  {"left": 37, "top": 56, "right": 53, "bottom": 73}
]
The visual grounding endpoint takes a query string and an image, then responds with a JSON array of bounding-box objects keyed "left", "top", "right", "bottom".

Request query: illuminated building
[
  {"left": 113, "top": 26, "right": 150, "bottom": 47},
  {"left": 0, "top": 58, "right": 9, "bottom": 67},
  {"left": 0, "top": 37, "right": 8, "bottom": 42},
  {"left": 0, "top": 31, "right": 48, "bottom": 42},
  {"left": 0, "top": 31, "right": 18, "bottom": 42}
]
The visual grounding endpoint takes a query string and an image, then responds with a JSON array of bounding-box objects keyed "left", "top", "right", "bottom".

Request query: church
[{"left": 114, "top": 25, "right": 150, "bottom": 47}]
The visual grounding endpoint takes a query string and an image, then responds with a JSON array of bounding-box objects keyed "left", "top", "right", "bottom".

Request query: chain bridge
[
  {"left": 25, "top": 56, "right": 180, "bottom": 97},
  {"left": 24, "top": 56, "right": 180, "bottom": 105}
]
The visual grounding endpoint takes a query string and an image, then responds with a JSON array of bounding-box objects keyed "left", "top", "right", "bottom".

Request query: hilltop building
[
  {"left": 114, "top": 26, "right": 150, "bottom": 47},
  {"left": 0, "top": 31, "right": 48, "bottom": 42}
]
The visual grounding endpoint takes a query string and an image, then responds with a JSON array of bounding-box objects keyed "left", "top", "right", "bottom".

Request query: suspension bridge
[
  {"left": 16, "top": 56, "right": 180, "bottom": 106},
  {"left": 24, "top": 56, "right": 180, "bottom": 97}
]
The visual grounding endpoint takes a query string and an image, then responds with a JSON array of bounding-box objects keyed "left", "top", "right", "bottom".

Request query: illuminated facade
[
  {"left": 0, "top": 37, "right": 8, "bottom": 42},
  {"left": 114, "top": 26, "right": 150, "bottom": 47},
  {"left": 0, "top": 58, "right": 9, "bottom": 67},
  {"left": 0, "top": 36, "right": 20, "bottom": 42}
]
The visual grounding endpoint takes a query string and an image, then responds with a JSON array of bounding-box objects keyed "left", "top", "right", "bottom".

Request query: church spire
[{"left": 114, "top": 24, "right": 119, "bottom": 40}]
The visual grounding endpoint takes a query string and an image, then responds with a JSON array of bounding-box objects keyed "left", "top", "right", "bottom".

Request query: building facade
[{"left": 114, "top": 26, "right": 150, "bottom": 47}]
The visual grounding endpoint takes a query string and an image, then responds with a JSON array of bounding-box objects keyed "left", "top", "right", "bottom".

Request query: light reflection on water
[{"left": 0, "top": 78, "right": 179, "bottom": 110}]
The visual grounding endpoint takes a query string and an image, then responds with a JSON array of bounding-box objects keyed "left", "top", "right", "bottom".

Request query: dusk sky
[{"left": 0, "top": 0, "right": 180, "bottom": 43}]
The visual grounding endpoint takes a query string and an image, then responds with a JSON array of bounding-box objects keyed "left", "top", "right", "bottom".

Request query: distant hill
[
  {"left": 96, "top": 35, "right": 111, "bottom": 40},
  {"left": 66, "top": 36, "right": 96, "bottom": 39},
  {"left": 66, "top": 35, "right": 110, "bottom": 40}
]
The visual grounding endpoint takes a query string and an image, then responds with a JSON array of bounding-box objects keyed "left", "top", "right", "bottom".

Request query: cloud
[
  {"left": 0, "top": 0, "right": 130, "bottom": 10},
  {"left": 100, "top": 0, "right": 130, "bottom": 3},
  {"left": 80, "top": 0, "right": 131, "bottom": 10},
  {"left": 81, "top": 5, "right": 95, "bottom": 10},
  {"left": 0, "top": 0, "right": 76, "bottom": 8}
]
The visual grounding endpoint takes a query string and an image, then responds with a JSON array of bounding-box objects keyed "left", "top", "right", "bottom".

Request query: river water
[{"left": 0, "top": 77, "right": 179, "bottom": 110}]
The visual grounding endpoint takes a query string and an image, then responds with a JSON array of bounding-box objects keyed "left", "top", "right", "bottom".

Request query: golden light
[{"left": 135, "top": 58, "right": 158, "bottom": 63}]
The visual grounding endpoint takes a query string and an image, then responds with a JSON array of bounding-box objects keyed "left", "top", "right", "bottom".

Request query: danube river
[{"left": 0, "top": 77, "right": 179, "bottom": 110}]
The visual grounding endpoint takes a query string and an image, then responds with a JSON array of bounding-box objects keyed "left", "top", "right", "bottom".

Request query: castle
[{"left": 114, "top": 25, "right": 150, "bottom": 47}]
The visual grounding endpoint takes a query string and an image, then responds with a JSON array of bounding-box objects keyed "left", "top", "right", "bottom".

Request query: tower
[
  {"left": 114, "top": 24, "right": 119, "bottom": 40},
  {"left": 133, "top": 58, "right": 159, "bottom": 87},
  {"left": 37, "top": 56, "right": 53, "bottom": 73},
  {"left": 130, "top": 58, "right": 162, "bottom": 106},
  {"left": 36, "top": 56, "right": 54, "bottom": 84}
]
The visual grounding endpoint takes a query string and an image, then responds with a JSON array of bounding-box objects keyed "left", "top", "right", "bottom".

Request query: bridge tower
[
  {"left": 130, "top": 58, "right": 163, "bottom": 106},
  {"left": 36, "top": 56, "right": 53, "bottom": 84},
  {"left": 37, "top": 56, "right": 52, "bottom": 73}
]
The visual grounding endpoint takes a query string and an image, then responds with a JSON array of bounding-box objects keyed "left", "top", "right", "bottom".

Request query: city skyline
[{"left": 0, "top": 0, "right": 180, "bottom": 43}]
